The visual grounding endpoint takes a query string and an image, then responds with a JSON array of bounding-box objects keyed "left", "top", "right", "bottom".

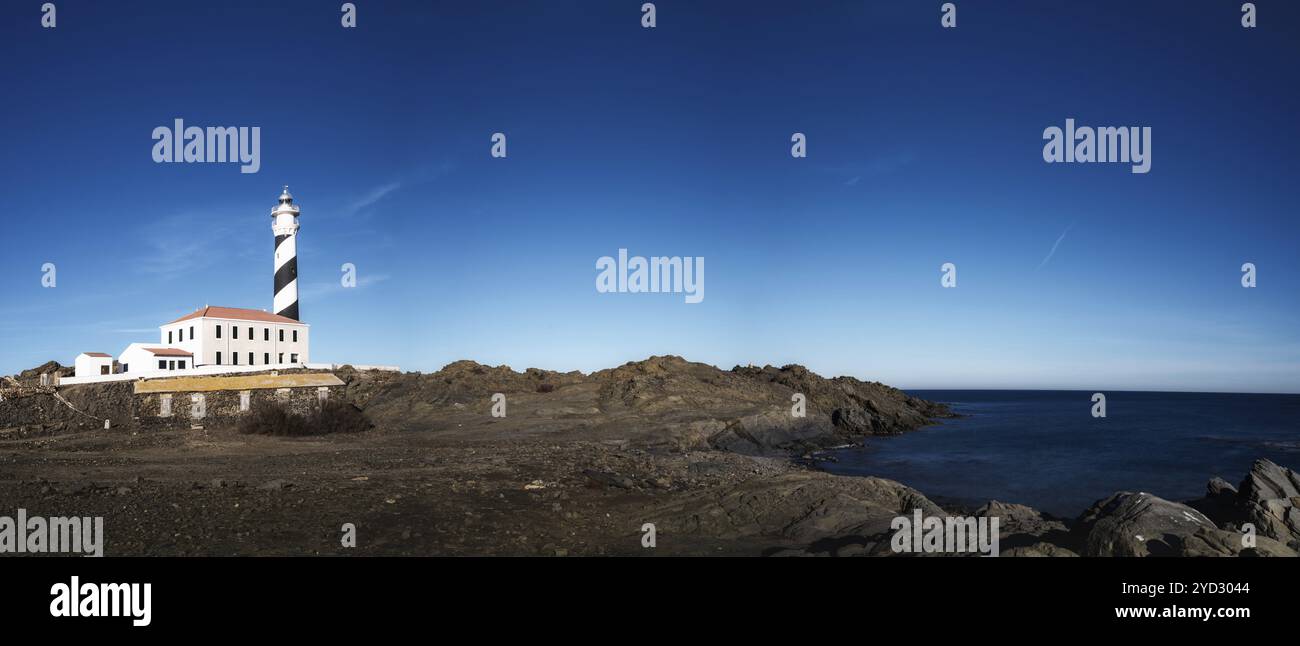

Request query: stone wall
[
  {"left": 0, "top": 378, "right": 345, "bottom": 433},
  {"left": 135, "top": 384, "right": 342, "bottom": 429}
]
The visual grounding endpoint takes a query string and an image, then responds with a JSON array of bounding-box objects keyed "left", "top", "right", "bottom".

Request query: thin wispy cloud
[
  {"left": 827, "top": 151, "right": 918, "bottom": 186},
  {"left": 347, "top": 182, "right": 401, "bottom": 216},
  {"left": 1036, "top": 223, "right": 1075, "bottom": 270},
  {"left": 135, "top": 213, "right": 241, "bottom": 276},
  {"left": 332, "top": 162, "right": 458, "bottom": 220},
  {"left": 298, "top": 272, "right": 392, "bottom": 301}
]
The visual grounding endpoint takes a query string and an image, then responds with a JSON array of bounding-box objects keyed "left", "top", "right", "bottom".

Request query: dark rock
[
  {"left": 15, "top": 361, "right": 74, "bottom": 385},
  {"left": 1000, "top": 542, "right": 1079, "bottom": 557},
  {"left": 1186, "top": 476, "right": 1248, "bottom": 527},
  {"left": 707, "top": 412, "right": 831, "bottom": 455},
  {"left": 831, "top": 408, "right": 878, "bottom": 434},
  {"left": 1208, "top": 477, "right": 1237, "bottom": 497},
  {"left": 1236, "top": 459, "right": 1300, "bottom": 549},
  {"left": 1076, "top": 492, "right": 1215, "bottom": 557},
  {"left": 350, "top": 356, "right": 951, "bottom": 454},
  {"left": 582, "top": 469, "right": 634, "bottom": 490},
  {"left": 1177, "top": 526, "right": 1297, "bottom": 557},
  {"left": 975, "top": 500, "right": 1070, "bottom": 551},
  {"left": 658, "top": 471, "right": 944, "bottom": 545}
]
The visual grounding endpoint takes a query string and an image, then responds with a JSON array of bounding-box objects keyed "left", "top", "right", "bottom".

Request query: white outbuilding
[
  {"left": 74, "top": 352, "right": 115, "bottom": 377},
  {"left": 118, "top": 344, "right": 194, "bottom": 376}
]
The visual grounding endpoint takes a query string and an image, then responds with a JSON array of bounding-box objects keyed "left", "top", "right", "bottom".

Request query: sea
[{"left": 820, "top": 390, "right": 1300, "bottom": 518}]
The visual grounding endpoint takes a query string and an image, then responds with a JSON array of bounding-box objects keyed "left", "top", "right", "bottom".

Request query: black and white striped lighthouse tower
[{"left": 271, "top": 186, "right": 301, "bottom": 321}]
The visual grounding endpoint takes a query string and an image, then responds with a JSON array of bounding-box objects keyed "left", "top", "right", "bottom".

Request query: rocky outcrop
[
  {"left": 14, "top": 361, "right": 73, "bottom": 386},
  {"left": 705, "top": 412, "right": 832, "bottom": 455},
  {"left": 1176, "top": 527, "right": 1296, "bottom": 557},
  {"left": 341, "top": 355, "right": 950, "bottom": 453},
  {"left": 758, "top": 461, "right": 1300, "bottom": 558},
  {"left": 1179, "top": 459, "right": 1300, "bottom": 553},
  {"left": 975, "top": 500, "right": 1069, "bottom": 551},
  {"left": 1236, "top": 459, "right": 1300, "bottom": 549},
  {"left": 731, "top": 363, "right": 953, "bottom": 435},
  {"left": 997, "top": 460, "right": 1300, "bottom": 558},
  {"left": 656, "top": 471, "right": 944, "bottom": 549},
  {"left": 1076, "top": 492, "right": 1216, "bottom": 557}
]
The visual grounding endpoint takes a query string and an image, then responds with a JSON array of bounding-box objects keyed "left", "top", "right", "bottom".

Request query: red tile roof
[
  {"left": 83, "top": 352, "right": 112, "bottom": 358},
  {"left": 142, "top": 347, "right": 193, "bottom": 357},
  {"left": 166, "top": 306, "right": 302, "bottom": 325}
]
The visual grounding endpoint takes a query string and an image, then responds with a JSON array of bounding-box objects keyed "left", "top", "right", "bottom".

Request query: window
[
  {"left": 278, "top": 353, "right": 283, "bottom": 364},
  {"left": 264, "top": 353, "right": 270, "bottom": 365},
  {"left": 290, "top": 353, "right": 298, "bottom": 363},
  {"left": 216, "top": 352, "right": 222, "bottom": 365},
  {"left": 248, "top": 352, "right": 254, "bottom": 365},
  {"left": 158, "top": 360, "right": 166, "bottom": 369},
  {"left": 100, "top": 365, "right": 110, "bottom": 375},
  {"left": 216, "top": 325, "right": 222, "bottom": 339},
  {"left": 190, "top": 326, "right": 194, "bottom": 340},
  {"left": 263, "top": 328, "right": 269, "bottom": 341},
  {"left": 279, "top": 329, "right": 284, "bottom": 342},
  {"left": 168, "top": 330, "right": 173, "bottom": 343},
  {"left": 248, "top": 327, "right": 254, "bottom": 339},
  {"left": 232, "top": 353, "right": 238, "bottom": 365},
  {"left": 122, "top": 364, "right": 129, "bottom": 373},
  {"left": 178, "top": 361, "right": 185, "bottom": 369},
  {"left": 168, "top": 360, "right": 175, "bottom": 370},
  {"left": 233, "top": 326, "right": 238, "bottom": 340},
  {"left": 292, "top": 330, "right": 298, "bottom": 342}
]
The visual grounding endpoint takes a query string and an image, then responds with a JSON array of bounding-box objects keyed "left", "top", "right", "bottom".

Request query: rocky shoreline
[{"left": 0, "top": 356, "right": 1295, "bottom": 556}]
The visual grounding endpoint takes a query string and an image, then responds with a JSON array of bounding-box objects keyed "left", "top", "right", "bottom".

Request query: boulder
[
  {"left": 1076, "top": 492, "right": 1215, "bottom": 557},
  {"left": 1186, "top": 476, "right": 1246, "bottom": 527},
  {"left": 1208, "top": 477, "right": 1238, "bottom": 497},
  {"left": 975, "top": 500, "right": 1067, "bottom": 539}
]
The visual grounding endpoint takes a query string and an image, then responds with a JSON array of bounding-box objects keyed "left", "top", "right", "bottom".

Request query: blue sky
[{"left": 1, "top": 1, "right": 1297, "bottom": 392}]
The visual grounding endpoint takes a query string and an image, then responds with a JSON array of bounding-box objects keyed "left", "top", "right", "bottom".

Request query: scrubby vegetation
[{"left": 238, "top": 400, "right": 372, "bottom": 436}]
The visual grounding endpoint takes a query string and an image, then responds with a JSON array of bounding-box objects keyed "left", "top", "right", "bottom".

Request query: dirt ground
[{"left": 0, "top": 422, "right": 811, "bottom": 556}]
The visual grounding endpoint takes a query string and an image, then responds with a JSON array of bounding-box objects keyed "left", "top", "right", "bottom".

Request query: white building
[
  {"left": 74, "top": 352, "right": 115, "bottom": 377},
  {"left": 118, "top": 344, "right": 194, "bottom": 375},
  {"left": 74, "top": 305, "right": 310, "bottom": 379},
  {"left": 158, "top": 305, "right": 309, "bottom": 368}
]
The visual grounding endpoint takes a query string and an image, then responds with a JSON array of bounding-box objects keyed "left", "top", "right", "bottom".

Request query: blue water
[{"left": 820, "top": 391, "right": 1300, "bottom": 517}]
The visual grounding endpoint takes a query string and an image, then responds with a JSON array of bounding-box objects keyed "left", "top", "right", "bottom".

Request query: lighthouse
[{"left": 271, "top": 186, "right": 301, "bottom": 321}]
